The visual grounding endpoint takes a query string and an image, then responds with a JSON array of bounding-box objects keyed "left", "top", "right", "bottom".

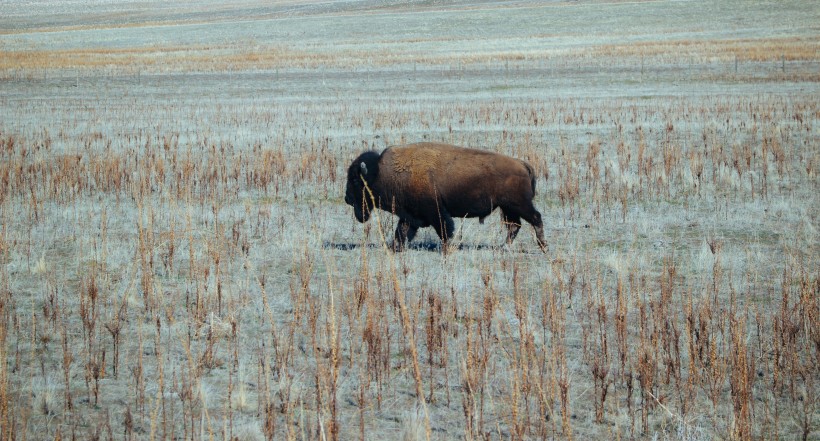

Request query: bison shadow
[{"left": 323, "top": 240, "right": 503, "bottom": 252}]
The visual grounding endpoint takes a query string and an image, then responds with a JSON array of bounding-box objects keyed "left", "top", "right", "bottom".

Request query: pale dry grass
[
  {"left": 586, "top": 37, "right": 820, "bottom": 62},
  {"left": 1, "top": 1, "right": 818, "bottom": 440},
  {"left": 3, "top": 35, "right": 818, "bottom": 76},
  {"left": 0, "top": 87, "right": 816, "bottom": 440}
]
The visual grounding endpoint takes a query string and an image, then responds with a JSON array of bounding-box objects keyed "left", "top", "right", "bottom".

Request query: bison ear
[{"left": 360, "top": 162, "right": 368, "bottom": 176}]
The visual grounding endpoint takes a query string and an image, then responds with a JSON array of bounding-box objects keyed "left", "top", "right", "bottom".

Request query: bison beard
[{"left": 345, "top": 142, "right": 548, "bottom": 253}]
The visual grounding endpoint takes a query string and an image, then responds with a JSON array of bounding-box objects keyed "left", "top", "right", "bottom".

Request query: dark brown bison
[{"left": 344, "top": 142, "right": 547, "bottom": 252}]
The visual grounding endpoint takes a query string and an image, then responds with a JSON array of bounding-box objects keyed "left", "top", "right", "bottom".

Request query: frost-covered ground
[{"left": 0, "top": 1, "right": 818, "bottom": 440}]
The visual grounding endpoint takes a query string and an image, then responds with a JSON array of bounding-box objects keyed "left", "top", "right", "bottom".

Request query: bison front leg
[{"left": 392, "top": 219, "right": 418, "bottom": 252}]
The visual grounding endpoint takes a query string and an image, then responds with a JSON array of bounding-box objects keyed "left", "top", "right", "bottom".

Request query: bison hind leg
[
  {"left": 521, "top": 208, "right": 548, "bottom": 253},
  {"left": 501, "top": 210, "right": 522, "bottom": 245},
  {"left": 503, "top": 205, "right": 548, "bottom": 253}
]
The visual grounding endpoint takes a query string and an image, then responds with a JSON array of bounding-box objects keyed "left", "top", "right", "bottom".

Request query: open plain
[{"left": 1, "top": 0, "right": 818, "bottom": 439}]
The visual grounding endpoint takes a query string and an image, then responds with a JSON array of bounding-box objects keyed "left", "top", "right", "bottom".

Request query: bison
[{"left": 344, "top": 142, "right": 547, "bottom": 252}]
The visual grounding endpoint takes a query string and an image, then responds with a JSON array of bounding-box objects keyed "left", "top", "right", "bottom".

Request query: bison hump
[
  {"left": 386, "top": 146, "right": 444, "bottom": 194},
  {"left": 391, "top": 146, "right": 442, "bottom": 174}
]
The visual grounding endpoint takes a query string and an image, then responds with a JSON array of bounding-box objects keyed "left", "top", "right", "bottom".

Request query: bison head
[{"left": 345, "top": 151, "right": 380, "bottom": 223}]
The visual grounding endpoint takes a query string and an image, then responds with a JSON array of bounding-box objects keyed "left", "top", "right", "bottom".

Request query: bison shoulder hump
[{"left": 390, "top": 146, "right": 442, "bottom": 174}]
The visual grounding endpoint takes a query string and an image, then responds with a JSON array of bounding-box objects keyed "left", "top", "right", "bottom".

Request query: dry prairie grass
[
  {"left": 586, "top": 37, "right": 820, "bottom": 62},
  {"left": 0, "top": 45, "right": 340, "bottom": 72},
  {"left": 4, "top": 35, "right": 817, "bottom": 76},
  {"left": 0, "top": 87, "right": 817, "bottom": 440},
  {"left": 1, "top": 1, "right": 818, "bottom": 440}
]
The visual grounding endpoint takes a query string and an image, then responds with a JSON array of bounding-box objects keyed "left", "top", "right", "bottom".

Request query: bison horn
[{"left": 360, "top": 162, "right": 368, "bottom": 175}]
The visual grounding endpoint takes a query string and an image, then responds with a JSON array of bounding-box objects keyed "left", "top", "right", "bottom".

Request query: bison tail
[{"left": 522, "top": 161, "right": 537, "bottom": 196}]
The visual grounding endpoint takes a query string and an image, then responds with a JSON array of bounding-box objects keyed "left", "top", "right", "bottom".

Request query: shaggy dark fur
[{"left": 345, "top": 142, "right": 548, "bottom": 252}]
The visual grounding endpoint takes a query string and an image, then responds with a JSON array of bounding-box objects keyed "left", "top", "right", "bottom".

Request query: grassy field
[{"left": 1, "top": 1, "right": 818, "bottom": 440}]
